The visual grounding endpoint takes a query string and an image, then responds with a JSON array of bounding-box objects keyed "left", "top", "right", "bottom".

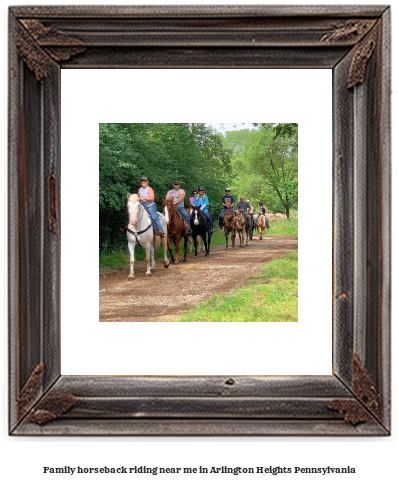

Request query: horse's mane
[{"left": 128, "top": 194, "right": 139, "bottom": 203}]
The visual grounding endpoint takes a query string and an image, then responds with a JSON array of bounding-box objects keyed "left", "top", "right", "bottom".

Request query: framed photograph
[{"left": 9, "top": 5, "right": 390, "bottom": 435}]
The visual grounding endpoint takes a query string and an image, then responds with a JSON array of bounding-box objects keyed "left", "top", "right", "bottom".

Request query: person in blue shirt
[
  {"left": 219, "top": 187, "right": 236, "bottom": 228},
  {"left": 193, "top": 186, "right": 213, "bottom": 233}
]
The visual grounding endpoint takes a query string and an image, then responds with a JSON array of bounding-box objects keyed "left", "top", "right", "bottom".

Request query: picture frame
[{"left": 9, "top": 5, "right": 391, "bottom": 436}]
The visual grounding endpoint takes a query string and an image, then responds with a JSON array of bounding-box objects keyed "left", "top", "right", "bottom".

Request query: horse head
[
  {"left": 191, "top": 204, "right": 202, "bottom": 226},
  {"left": 162, "top": 197, "right": 175, "bottom": 224},
  {"left": 127, "top": 194, "right": 140, "bottom": 225}
]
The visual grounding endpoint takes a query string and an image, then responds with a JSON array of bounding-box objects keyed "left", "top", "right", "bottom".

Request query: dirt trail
[{"left": 99, "top": 235, "right": 298, "bottom": 322}]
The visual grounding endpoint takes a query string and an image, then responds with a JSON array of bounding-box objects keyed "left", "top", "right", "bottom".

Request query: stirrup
[{"left": 155, "top": 229, "right": 165, "bottom": 238}]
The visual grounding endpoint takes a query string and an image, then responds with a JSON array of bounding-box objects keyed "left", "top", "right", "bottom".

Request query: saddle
[
  {"left": 124, "top": 206, "right": 161, "bottom": 249},
  {"left": 168, "top": 208, "right": 190, "bottom": 237}
]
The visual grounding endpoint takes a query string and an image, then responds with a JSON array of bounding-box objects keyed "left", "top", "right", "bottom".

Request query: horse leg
[
  {"left": 145, "top": 243, "right": 152, "bottom": 277},
  {"left": 225, "top": 229, "right": 229, "bottom": 250},
  {"left": 193, "top": 233, "right": 198, "bottom": 257},
  {"left": 174, "top": 235, "right": 180, "bottom": 263},
  {"left": 150, "top": 243, "right": 156, "bottom": 272},
  {"left": 127, "top": 240, "right": 135, "bottom": 281},
  {"left": 162, "top": 234, "right": 170, "bottom": 268},
  {"left": 189, "top": 235, "right": 192, "bottom": 254},
  {"left": 167, "top": 236, "right": 175, "bottom": 263},
  {"left": 232, "top": 230, "right": 235, "bottom": 249},
  {"left": 183, "top": 235, "right": 188, "bottom": 262},
  {"left": 205, "top": 232, "right": 210, "bottom": 255}
]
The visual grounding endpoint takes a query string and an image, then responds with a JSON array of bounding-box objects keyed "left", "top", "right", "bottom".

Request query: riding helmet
[
  {"left": 199, "top": 186, "right": 205, "bottom": 191},
  {"left": 259, "top": 202, "right": 263, "bottom": 205},
  {"left": 225, "top": 187, "right": 231, "bottom": 192}
]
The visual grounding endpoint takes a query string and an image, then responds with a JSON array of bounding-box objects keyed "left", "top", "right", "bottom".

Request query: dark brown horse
[
  {"left": 223, "top": 207, "right": 246, "bottom": 249},
  {"left": 162, "top": 198, "right": 189, "bottom": 263}
]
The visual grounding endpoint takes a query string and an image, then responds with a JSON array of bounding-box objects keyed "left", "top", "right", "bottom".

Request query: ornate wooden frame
[{"left": 9, "top": 5, "right": 391, "bottom": 436}]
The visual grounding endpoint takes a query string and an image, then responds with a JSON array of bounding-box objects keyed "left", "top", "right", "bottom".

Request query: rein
[
  {"left": 166, "top": 206, "right": 184, "bottom": 234},
  {"left": 127, "top": 205, "right": 153, "bottom": 248}
]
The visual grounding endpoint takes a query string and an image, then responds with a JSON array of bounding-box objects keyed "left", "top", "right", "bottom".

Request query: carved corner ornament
[
  {"left": 328, "top": 353, "right": 380, "bottom": 425},
  {"left": 18, "top": 363, "right": 45, "bottom": 419},
  {"left": 27, "top": 392, "right": 77, "bottom": 425},
  {"left": 346, "top": 27, "right": 378, "bottom": 89},
  {"left": 320, "top": 20, "right": 378, "bottom": 89},
  {"left": 18, "top": 363, "right": 76, "bottom": 425},
  {"left": 17, "top": 19, "right": 85, "bottom": 81},
  {"left": 320, "top": 19, "right": 376, "bottom": 43}
]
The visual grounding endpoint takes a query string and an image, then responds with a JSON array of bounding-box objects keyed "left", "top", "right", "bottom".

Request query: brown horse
[
  {"left": 235, "top": 209, "right": 247, "bottom": 247},
  {"left": 223, "top": 207, "right": 246, "bottom": 249},
  {"left": 163, "top": 198, "right": 189, "bottom": 263},
  {"left": 257, "top": 214, "right": 266, "bottom": 240}
]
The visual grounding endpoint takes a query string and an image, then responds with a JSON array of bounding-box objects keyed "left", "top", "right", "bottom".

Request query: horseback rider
[
  {"left": 219, "top": 187, "right": 236, "bottom": 228},
  {"left": 255, "top": 201, "right": 270, "bottom": 228},
  {"left": 189, "top": 189, "right": 198, "bottom": 206},
  {"left": 235, "top": 196, "right": 251, "bottom": 224},
  {"left": 247, "top": 200, "right": 255, "bottom": 228},
  {"left": 165, "top": 180, "right": 192, "bottom": 233},
  {"left": 137, "top": 177, "right": 165, "bottom": 238},
  {"left": 193, "top": 186, "right": 214, "bottom": 233}
]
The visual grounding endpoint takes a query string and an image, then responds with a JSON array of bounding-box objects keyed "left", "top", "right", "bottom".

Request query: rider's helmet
[
  {"left": 259, "top": 202, "right": 263, "bottom": 205},
  {"left": 225, "top": 187, "right": 231, "bottom": 192},
  {"left": 192, "top": 189, "right": 197, "bottom": 194},
  {"left": 198, "top": 186, "right": 205, "bottom": 191},
  {"left": 247, "top": 200, "right": 251, "bottom": 203}
]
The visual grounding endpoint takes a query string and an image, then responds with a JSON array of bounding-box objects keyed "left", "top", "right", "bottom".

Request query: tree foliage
[
  {"left": 253, "top": 123, "right": 298, "bottom": 140},
  {"left": 99, "top": 123, "right": 232, "bottom": 250},
  {"left": 227, "top": 125, "right": 298, "bottom": 217}
]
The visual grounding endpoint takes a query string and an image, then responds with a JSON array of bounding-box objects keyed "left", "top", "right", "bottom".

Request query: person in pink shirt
[{"left": 189, "top": 189, "right": 198, "bottom": 205}]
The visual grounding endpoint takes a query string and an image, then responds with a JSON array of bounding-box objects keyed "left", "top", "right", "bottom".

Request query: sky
[{"left": 208, "top": 122, "right": 254, "bottom": 134}]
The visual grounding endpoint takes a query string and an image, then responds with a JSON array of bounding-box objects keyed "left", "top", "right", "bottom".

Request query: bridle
[
  {"left": 165, "top": 201, "right": 184, "bottom": 234},
  {"left": 126, "top": 203, "right": 152, "bottom": 247}
]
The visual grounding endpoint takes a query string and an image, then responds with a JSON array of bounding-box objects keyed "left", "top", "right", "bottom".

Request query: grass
[
  {"left": 177, "top": 250, "right": 298, "bottom": 322},
  {"left": 262, "top": 217, "right": 298, "bottom": 236},
  {"left": 99, "top": 217, "right": 298, "bottom": 269},
  {"left": 99, "top": 229, "right": 228, "bottom": 269}
]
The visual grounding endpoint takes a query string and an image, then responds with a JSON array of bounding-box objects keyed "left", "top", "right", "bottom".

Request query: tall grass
[
  {"left": 178, "top": 250, "right": 298, "bottom": 322},
  {"left": 262, "top": 217, "right": 298, "bottom": 236}
]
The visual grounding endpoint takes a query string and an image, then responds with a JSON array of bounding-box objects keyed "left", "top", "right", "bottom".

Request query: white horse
[{"left": 126, "top": 194, "right": 169, "bottom": 280}]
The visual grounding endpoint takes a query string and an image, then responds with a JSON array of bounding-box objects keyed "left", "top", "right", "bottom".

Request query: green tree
[
  {"left": 228, "top": 125, "right": 298, "bottom": 217},
  {"left": 99, "top": 123, "right": 232, "bottom": 251}
]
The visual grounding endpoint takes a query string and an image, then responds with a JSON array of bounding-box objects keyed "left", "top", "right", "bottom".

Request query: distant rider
[
  {"left": 189, "top": 189, "right": 198, "bottom": 205},
  {"left": 235, "top": 196, "right": 251, "bottom": 224},
  {"left": 255, "top": 201, "right": 270, "bottom": 228},
  {"left": 193, "top": 186, "right": 214, "bottom": 233},
  {"left": 219, "top": 187, "right": 236, "bottom": 228}
]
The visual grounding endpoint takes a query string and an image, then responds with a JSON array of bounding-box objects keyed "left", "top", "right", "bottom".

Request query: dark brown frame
[{"left": 9, "top": 5, "right": 391, "bottom": 436}]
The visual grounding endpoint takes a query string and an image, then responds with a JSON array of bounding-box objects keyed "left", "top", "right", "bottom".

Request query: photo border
[{"left": 8, "top": 5, "right": 391, "bottom": 435}]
